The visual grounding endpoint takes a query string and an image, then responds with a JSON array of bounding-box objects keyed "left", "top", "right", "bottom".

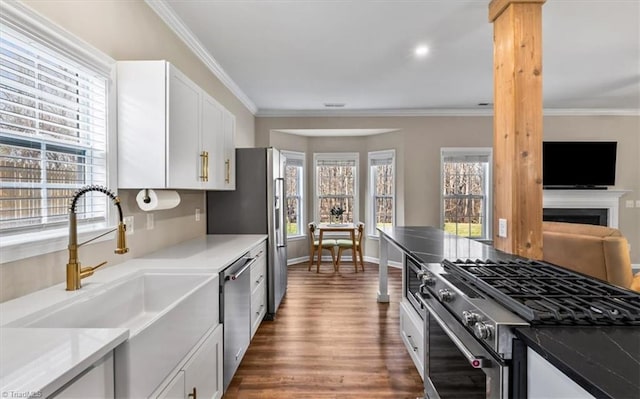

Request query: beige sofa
[{"left": 542, "top": 221, "right": 640, "bottom": 292}]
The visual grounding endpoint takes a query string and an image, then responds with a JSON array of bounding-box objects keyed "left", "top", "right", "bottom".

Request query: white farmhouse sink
[{"left": 8, "top": 270, "right": 219, "bottom": 398}]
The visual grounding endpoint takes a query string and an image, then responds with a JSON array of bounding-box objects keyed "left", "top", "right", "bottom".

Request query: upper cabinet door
[
  {"left": 117, "top": 60, "right": 236, "bottom": 191},
  {"left": 201, "top": 93, "right": 224, "bottom": 190},
  {"left": 222, "top": 111, "right": 236, "bottom": 190},
  {"left": 167, "top": 65, "right": 202, "bottom": 189},
  {"left": 117, "top": 61, "right": 168, "bottom": 189}
]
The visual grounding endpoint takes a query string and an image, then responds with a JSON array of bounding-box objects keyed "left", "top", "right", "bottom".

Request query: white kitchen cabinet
[
  {"left": 183, "top": 325, "right": 223, "bottom": 399},
  {"left": 155, "top": 325, "right": 223, "bottom": 399},
  {"left": 222, "top": 110, "right": 236, "bottom": 190},
  {"left": 527, "top": 347, "right": 595, "bottom": 399},
  {"left": 400, "top": 300, "right": 424, "bottom": 380},
  {"left": 117, "top": 60, "right": 235, "bottom": 190},
  {"left": 203, "top": 93, "right": 236, "bottom": 190},
  {"left": 156, "top": 372, "right": 184, "bottom": 399},
  {"left": 52, "top": 352, "right": 115, "bottom": 398},
  {"left": 202, "top": 93, "right": 225, "bottom": 189},
  {"left": 249, "top": 241, "right": 267, "bottom": 338}
]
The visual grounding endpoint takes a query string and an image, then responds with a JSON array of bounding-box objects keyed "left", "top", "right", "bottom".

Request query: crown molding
[
  {"left": 542, "top": 108, "right": 640, "bottom": 116},
  {"left": 256, "top": 107, "right": 640, "bottom": 118},
  {"left": 144, "top": 0, "right": 257, "bottom": 115},
  {"left": 256, "top": 108, "right": 495, "bottom": 118}
]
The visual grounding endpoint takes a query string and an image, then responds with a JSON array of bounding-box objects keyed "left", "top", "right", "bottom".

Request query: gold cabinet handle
[
  {"left": 188, "top": 387, "right": 197, "bottom": 399},
  {"left": 204, "top": 151, "right": 209, "bottom": 182},
  {"left": 225, "top": 158, "right": 230, "bottom": 184},
  {"left": 200, "top": 151, "right": 209, "bottom": 182}
]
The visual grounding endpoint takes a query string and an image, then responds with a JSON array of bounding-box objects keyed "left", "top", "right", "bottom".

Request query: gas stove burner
[
  {"left": 589, "top": 305, "right": 619, "bottom": 316},
  {"left": 443, "top": 258, "right": 640, "bottom": 325}
]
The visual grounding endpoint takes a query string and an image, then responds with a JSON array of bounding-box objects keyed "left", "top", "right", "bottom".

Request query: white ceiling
[{"left": 152, "top": 0, "right": 640, "bottom": 116}]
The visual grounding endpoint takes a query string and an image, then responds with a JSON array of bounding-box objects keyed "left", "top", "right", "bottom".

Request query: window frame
[
  {"left": 0, "top": 2, "right": 117, "bottom": 263},
  {"left": 368, "top": 149, "right": 395, "bottom": 237},
  {"left": 440, "top": 147, "right": 493, "bottom": 241},
  {"left": 313, "top": 152, "right": 359, "bottom": 224},
  {"left": 282, "top": 150, "right": 305, "bottom": 240}
]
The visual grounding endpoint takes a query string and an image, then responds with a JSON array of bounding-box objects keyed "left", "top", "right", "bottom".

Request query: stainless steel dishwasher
[{"left": 220, "top": 253, "right": 255, "bottom": 392}]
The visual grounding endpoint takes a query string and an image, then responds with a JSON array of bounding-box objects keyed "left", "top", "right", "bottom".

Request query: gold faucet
[{"left": 66, "top": 185, "right": 129, "bottom": 291}]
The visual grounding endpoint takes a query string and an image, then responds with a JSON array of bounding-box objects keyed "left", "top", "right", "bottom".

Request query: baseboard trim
[
  {"left": 287, "top": 256, "right": 309, "bottom": 266},
  {"left": 287, "top": 255, "right": 401, "bottom": 268}
]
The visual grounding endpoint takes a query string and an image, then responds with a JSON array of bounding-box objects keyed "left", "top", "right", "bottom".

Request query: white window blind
[{"left": 0, "top": 24, "right": 109, "bottom": 233}]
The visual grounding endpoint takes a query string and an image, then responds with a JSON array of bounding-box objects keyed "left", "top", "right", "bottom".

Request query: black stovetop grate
[{"left": 444, "top": 259, "right": 640, "bottom": 326}]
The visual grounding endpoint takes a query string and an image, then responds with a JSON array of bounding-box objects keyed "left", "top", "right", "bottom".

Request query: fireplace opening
[{"left": 543, "top": 208, "right": 608, "bottom": 226}]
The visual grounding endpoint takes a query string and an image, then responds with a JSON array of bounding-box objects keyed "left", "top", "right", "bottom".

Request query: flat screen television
[{"left": 543, "top": 141, "right": 617, "bottom": 188}]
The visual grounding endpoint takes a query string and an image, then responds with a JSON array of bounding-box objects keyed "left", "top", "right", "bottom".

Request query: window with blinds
[
  {"left": 441, "top": 148, "right": 492, "bottom": 239},
  {"left": 369, "top": 150, "right": 395, "bottom": 235},
  {"left": 283, "top": 151, "right": 304, "bottom": 237},
  {"left": 314, "top": 153, "right": 358, "bottom": 223},
  {"left": 0, "top": 23, "right": 109, "bottom": 234}
]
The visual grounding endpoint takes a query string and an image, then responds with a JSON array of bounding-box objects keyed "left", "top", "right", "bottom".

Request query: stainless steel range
[{"left": 404, "top": 256, "right": 640, "bottom": 399}]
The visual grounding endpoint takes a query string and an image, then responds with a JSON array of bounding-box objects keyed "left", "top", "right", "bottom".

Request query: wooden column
[{"left": 489, "top": 0, "right": 545, "bottom": 259}]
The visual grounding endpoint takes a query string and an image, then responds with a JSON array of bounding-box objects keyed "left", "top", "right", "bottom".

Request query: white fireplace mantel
[{"left": 543, "top": 189, "right": 630, "bottom": 228}]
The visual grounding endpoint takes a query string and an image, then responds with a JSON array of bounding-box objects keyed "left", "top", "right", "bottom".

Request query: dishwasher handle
[{"left": 226, "top": 257, "right": 257, "bottom": 281}]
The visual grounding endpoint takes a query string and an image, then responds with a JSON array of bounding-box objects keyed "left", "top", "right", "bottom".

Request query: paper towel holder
[
  {"left": 142, "top": 189, "right": 151, "bottom": 204},
  {"left": 136, "top": 189, "right": 181, "bottom": 212}
]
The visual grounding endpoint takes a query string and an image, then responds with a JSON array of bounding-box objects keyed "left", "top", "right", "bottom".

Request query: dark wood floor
[{"left": 224, "top": 261, "right": 423, "bottom": 399}]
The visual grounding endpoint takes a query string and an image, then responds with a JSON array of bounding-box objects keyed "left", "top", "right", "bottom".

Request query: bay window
[
  {"left": 283, "top": 150, "right": 304, "bottom": 238},
  {"left": 368, "top": 149, "right": 395, "bottom": 236},
  {"left": 314, "top": 153, "right": 358, "bottom": 223}
]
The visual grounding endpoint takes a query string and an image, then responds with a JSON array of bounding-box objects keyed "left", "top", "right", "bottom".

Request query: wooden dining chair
[
  {"left": 308, "top": 222, "right": 337, "bottom": 272},
  {"left": 336, "top": 222, "right": 365, "bottom": 272}
]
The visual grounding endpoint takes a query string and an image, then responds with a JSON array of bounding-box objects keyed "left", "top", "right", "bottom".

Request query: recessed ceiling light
[
  {"left": 414, "top": 45, "right": 429, "bottom": 58},
  {"left": 324, "top": 103, "right": 346, "bottom": 108}
]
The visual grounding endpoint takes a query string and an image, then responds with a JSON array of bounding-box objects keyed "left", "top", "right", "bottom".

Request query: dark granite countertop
[
  {"left": 379, "top": 226, "right": 640, "bottom": 399},
  {"left": 378, "top": 225, "right": 521, "bottom": 263},
  {"left": 515, "top": 326, "right": 640, "bottom": 399}
]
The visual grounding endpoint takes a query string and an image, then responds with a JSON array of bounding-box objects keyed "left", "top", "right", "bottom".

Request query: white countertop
[
  {"left": 0, "top": 328, "right": 128, "bottom": 398},
  {"left": 0, "top": 234, "right": 266, "bottom": 397}
]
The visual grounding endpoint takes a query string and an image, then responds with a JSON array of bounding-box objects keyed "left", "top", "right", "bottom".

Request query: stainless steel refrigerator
[{"left": 207, "top": 147, "right": 287, "bottom": 319}]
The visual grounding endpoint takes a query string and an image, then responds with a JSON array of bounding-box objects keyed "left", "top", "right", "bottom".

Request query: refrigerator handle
[{"left": 275, "top": 177, "right": 287, "bottom": 248}]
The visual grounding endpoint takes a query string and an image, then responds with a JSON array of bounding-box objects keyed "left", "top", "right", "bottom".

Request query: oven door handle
[{"left": 416, "top": 294, "right": 491, "bottom": 369}]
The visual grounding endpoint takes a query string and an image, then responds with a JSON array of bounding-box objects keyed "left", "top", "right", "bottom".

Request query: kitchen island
[
  {"left": 376, "top": 225, "right": 520, "bottom": 302},
  {"left": 378, "top": 226, "right": 640, "bottom": 399}
]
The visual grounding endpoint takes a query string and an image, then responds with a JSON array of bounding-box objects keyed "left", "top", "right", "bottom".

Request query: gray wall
[{"left": 257, "top": 115, "right": 640, "bottom": 265}]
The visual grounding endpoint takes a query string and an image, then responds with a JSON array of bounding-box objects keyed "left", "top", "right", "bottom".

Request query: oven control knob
[
  {"left": 473, "top": 322, "right": 493, "bottom": 340},
  {"left": 437, "top": 289, "right": 454, "bottom": 302},
  {"left": 421, "top": 273, "right": 436, "bottom": 286},
  {"left": 462, "top": 311, "right": 479, "bottom": 327}
]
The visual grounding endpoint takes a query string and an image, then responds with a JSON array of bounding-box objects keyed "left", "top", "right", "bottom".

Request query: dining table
[{"left": 316, "top": 222, "right": 356, "bottom": 270}]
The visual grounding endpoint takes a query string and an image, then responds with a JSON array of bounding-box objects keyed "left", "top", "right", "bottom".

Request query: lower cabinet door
[
  {"left": 250, "top": 283, "right": 267, "bottom": 339},
  {"left": 53, "top": 352, "right": 115, "bottom": 398},
  {"left": 400, "top": 301, "right": 424, "bottom": 379},
  {"left": 157, "top": 371, "right": 185, "bottom": 399},
  {"left": 183, "top": 325, "right": 224, "bottom": 399}
]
